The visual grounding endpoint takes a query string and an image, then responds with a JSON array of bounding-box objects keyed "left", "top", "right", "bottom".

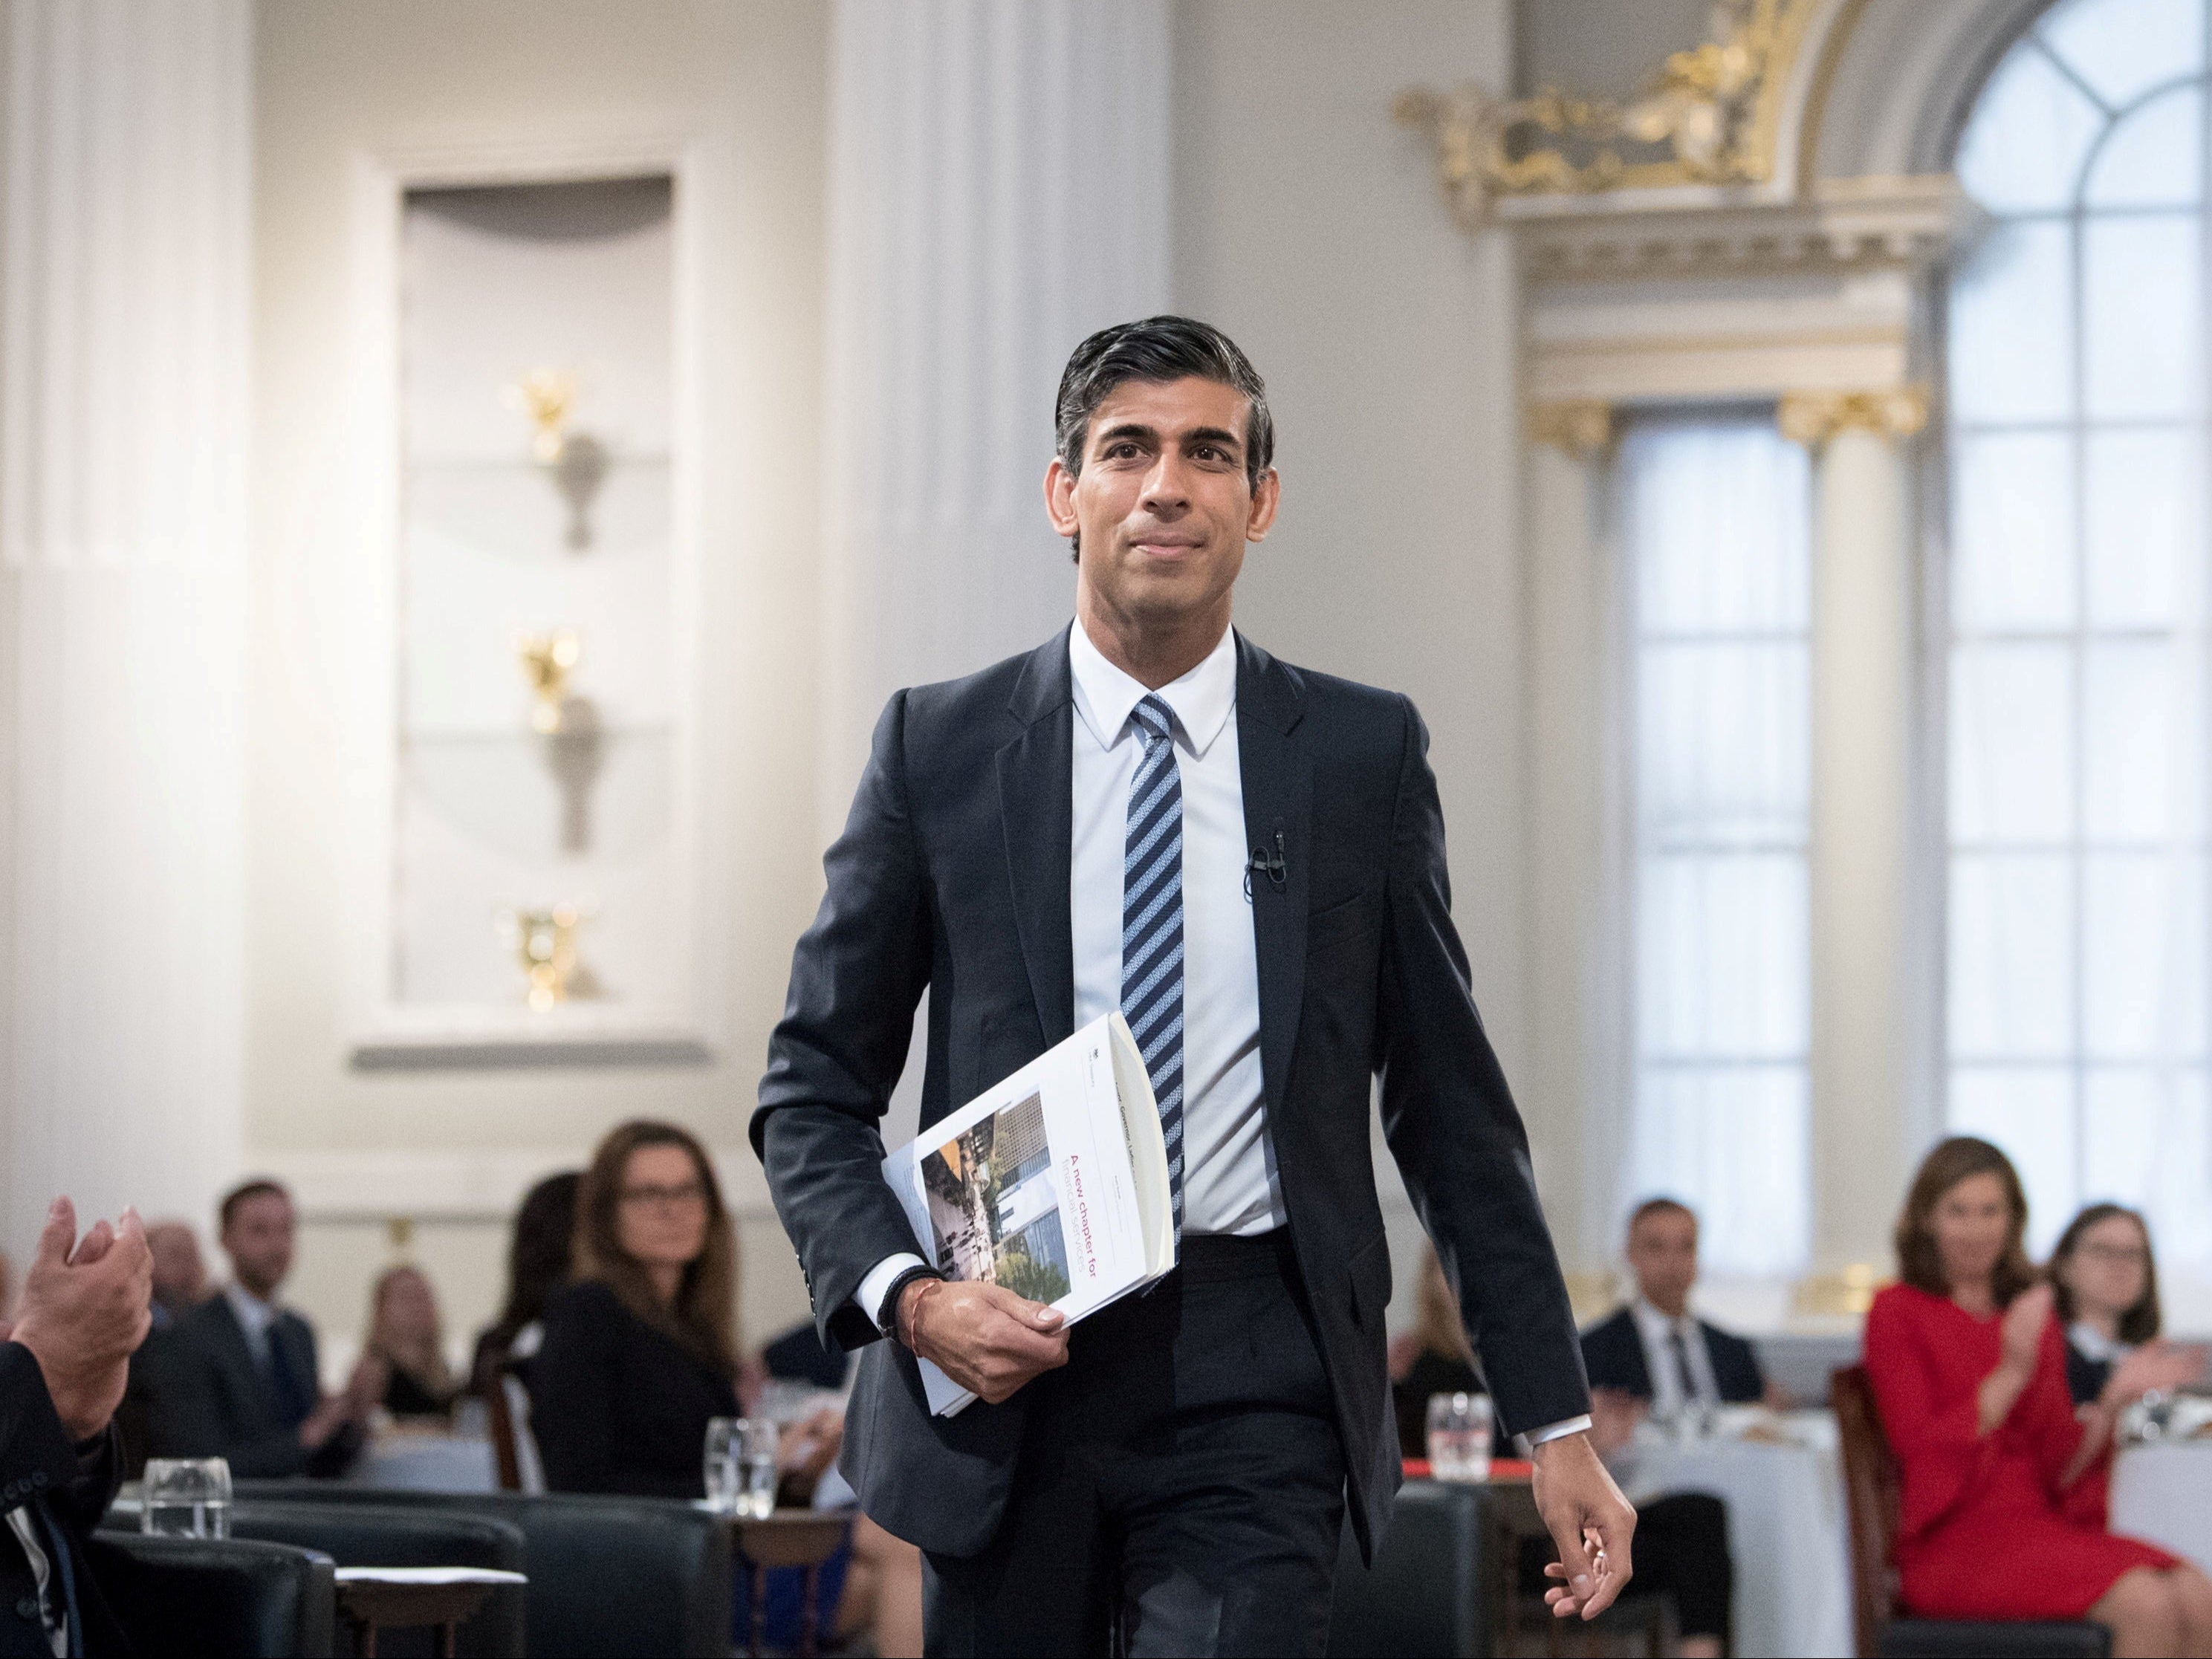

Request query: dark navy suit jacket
[
  {"left": 1580, "top": 1305, "right": 1765, "bottom": 1404},
  {"left": 753, "top": 629, "right": 1589, "bottom": 1559}
]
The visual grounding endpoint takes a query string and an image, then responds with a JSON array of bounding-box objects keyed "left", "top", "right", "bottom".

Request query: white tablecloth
[
  {"left": 347, "top": 1434, "right": 499, "bottom": 1493},
  {"left": 1613, "top": 1415, "right": 1854, "bottom": 1659},
  {"left": 2112, "top": 1441, "right": 2212, "bottom": 1574}
]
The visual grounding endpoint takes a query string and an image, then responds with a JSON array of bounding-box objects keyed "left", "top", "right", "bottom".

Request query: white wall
[
  {"left": 248, "top": 1, "right": 831, "bottom": 1363},
  {"left": 1170, "top": 2, "right": 1560, "bottom": 1318}
]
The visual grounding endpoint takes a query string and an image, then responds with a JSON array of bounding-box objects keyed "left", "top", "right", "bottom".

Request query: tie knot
[{"left": 1132, "top": 695, "right": 1174, "bottom": 747}]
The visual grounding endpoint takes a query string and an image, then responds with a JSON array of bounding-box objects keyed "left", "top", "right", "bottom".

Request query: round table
[
  {"left": 2111, "top": 1441, "right": 2212, "bottom": 1574},
  {"left": 1612, "top": 1415, "right": 1854, "bottom": 1659}
]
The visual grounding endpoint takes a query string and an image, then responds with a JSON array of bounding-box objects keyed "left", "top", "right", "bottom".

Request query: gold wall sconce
[
  {"left": 505, "top": 369, "right": 577, "bottom": 465},
  {"left": 497, "top": 904, "right": 583, "bottom": 1013},
  {"left": 516, "top": 629, "right": 580, "bottom": 735}
]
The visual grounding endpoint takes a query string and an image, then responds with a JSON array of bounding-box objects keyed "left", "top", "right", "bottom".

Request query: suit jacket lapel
[
  {"left": 997, "top": 631, "right": 1076, "bottom": 1047},
  {"left": 1236, "top": 633, "right": 1310, "bottom": 1120}
]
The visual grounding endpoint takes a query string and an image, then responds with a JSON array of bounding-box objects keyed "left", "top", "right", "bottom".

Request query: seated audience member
[
  {"left": 531, "top": 1123, "right": 742, "bottom": 1497},
  {"left": 1865, "top": 1137, "right": 2212, "bottom": 1657},
  {"left": 468, "top": 1170, "right": 580, "bottom": 1403},
  {"left": 147, "top": 1178, "right": 377, "bottom": 1478},
  {"left": 1, "top": 1198, "right": 153, "bottom": 1658},
  {"left": 2050, "top": 1203, "right": 2166, "bottom": 1408},
  {"left": 1583, "top": 1197, "right": 1777, "bottom": 1414},
  {"left": 362, "top": 1265, "right": 458, "bottom": 1421},
  {"left": 1389, "top": 1246, "right": 1731, "bottom": 1659},
  {"left": 144, "top": 1222, "right": 208, "bottom": 1331}
]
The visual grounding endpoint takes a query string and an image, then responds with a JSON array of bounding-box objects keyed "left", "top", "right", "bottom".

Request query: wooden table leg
[
  {"left": 749, "top": 1564, "right": 768, "bottom": 1659},
  {"left": 436, "top": 1620, "right": 459, "bottom": 1658}
]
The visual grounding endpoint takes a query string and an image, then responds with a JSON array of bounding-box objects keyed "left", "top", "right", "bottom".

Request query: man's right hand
[
  {"left": 896, "top": 1279, "right": 1068, "bottom": 1404},
  {"left": 9, "top": 1198, "right": 154, "bottom": 1441}
]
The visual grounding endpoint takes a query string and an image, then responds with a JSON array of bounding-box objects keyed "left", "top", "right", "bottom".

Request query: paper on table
[{"left": 333, "top": 1568, "right": 528, "bottom": 1585}]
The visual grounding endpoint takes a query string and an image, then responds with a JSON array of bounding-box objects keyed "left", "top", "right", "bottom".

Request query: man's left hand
[{"left": 1530, "top": 1428, "right": 1636, "bottom": 1621}]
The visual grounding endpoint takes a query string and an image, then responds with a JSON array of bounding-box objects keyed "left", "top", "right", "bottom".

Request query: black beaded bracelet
[{"left": 878, "top": 1264, "right": 946, "bottom": 1345}]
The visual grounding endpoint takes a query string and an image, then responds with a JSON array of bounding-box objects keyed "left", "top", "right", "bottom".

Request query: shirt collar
[
  {"left": 2068, "top": 1320, "right": 2132, "bottom": 1363},
  {"left": 225, "top": 1281, "right": 278, "bottom": 1334},
  {"left": 1632, "top": 1297, "right": 1693, "bottom": 1342},
  {"left": 1068, "top": 618, "right": 1237, "bottom": 759}
]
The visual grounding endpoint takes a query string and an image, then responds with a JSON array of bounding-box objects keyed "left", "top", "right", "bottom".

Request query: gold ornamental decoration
[
  {"left": 1526, "top": 399, "right": 1617, "bottom": 461},
  {"left": 505, "top": 369, "right": 577, "bottom": 465},
  {"left": 1777, "top": 386, "right": 1931, "bottom": 448},
  {"left": 498, "top": 904, "right": 583, "bottom": 1013},
  {"left": 515, "top": 629, "right": 581, "bottom": 735},
  {"left": 1395, "top": 0, "right": 1817, "bottom": 230}
]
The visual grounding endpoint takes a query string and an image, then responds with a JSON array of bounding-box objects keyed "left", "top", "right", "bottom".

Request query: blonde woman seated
[
  {"left": 360, "top": 1264, "right": 459, "bottom": 1421},
  {"left": 1864, "top": 1137, "right": 2212, "bottom": 1658}
]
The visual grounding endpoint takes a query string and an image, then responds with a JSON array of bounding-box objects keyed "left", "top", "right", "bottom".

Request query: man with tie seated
[
  {"left": 144, "top": 1180, "right": 374, "bottom": 1478},
  {"left": 756, "top": 316, "right": 1635, "bottom": 1656},
  {"left": 1581, "top": 1198, "right": 1773, "bottom": 1415}
]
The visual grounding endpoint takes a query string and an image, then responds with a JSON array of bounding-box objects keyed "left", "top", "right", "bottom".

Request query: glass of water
[
  {"left": 704, "top": 1418, "right": 780, "bottom": 1518},
  {"left": 141, "top": 1458, "right": 233, "bottom": 1539},
  {"left": 1426, "top": 1392, "right": 1493, "bottom": 1483}
]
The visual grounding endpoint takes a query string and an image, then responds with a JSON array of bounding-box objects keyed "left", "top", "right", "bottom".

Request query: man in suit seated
[
  {"left": 1578, "top": 1198, "right": 1774, "bottom": 1659},
  {"left": 145, "top": 1179, "right": 375, "bottom": 1478},
  {"left": 1, "top": 1196, "right": 153, "bottom": 1656}
]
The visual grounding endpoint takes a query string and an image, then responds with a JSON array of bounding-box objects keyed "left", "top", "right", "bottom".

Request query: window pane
[
  {"left": 1950, "top": 642, "right": 2077, "bottom": 842},
  {"left": 2081, "top": 1068, "right": 2212, "bottom": 1262},
  {"left": 2084, "top": 84, "right": 2205, "bottom": 207},
  {"left": 2084, "top": 213, "right": 2202, "bottom": 420},
  {"left": 1625, "top": 421, "right": 1809, "bottom": 634},
  {"left": 1638, "top": 643, "right": 1808, "bottom": 848},
  {"left": 1949, "top": 854, "right": 2077, "bottom": 1058},
  {"left": 2083, "top": 637, "right": 2202, "bottom": 842},
  {"left": 1957, "top": 40, "right": 2110, "bottom": 213},
  {"left": 1637, "top": 854, "right": 1809, "bottom": 1059},
  {"left": 2042, "top": 0, "right": 2205, "bottom": 111},
  {"left": 1953, "top": 430, "right": 2077, "bottom": 631},
  {"left": 1950, "top": 220, "right": 2076, "bottom": 424},
  {"left": 1630, "top": 1067, "right": 1809, "bottom": 1276},
  {"left": 2086, "top": 427, "right": 2205, "bottom": 629},
  {"left": 1948, "top": 1066, "right": 2079, "bottom": 1250},
  {"left": 2083, "top": 853, "right": 2207, "bottom": 1057}
]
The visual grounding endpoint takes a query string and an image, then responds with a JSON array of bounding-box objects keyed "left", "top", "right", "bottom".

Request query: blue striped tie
[{"left": 1121, "top": 693, "right": 1184, "bottom": 1244}]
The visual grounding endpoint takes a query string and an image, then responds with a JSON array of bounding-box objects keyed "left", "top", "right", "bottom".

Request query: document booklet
[{"left": 880, "top": 1010, "right": 1175, "bottom": 1415}]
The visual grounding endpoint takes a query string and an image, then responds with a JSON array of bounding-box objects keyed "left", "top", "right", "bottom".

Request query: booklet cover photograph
[{"left": 919, "top": 1091, "right": 1072, "bottom": 1303}]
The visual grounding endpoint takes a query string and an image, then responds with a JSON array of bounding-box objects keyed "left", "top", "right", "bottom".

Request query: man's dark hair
[
  {"left": 219, "top": 1178, "right": 291, "bottom": 1232},
  {"left": 1054, "top": 315, "right": 1274, "bottom": 491},
  {"left": 1626, "top": 1196, "right": 1695, "bottom": 1237}
]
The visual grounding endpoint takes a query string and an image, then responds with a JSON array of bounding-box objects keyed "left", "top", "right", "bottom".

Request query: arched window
[{"left": 1947, "top": 0, "right": 2212, "bottom": 1261}]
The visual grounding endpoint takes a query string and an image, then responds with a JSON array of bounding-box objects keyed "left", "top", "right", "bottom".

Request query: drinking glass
[
  {"left": 1425, "top": 1392, "right": 1493, "bottom": 1482},
  {"left": 141, "top": 1458, "right": 233, "bottom": 1539},
  {"left": 704, "top": 1417, "right": 781, "bottom": 1517}
]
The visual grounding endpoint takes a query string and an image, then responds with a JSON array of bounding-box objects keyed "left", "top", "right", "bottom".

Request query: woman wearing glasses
[
  {"left": 532, "top": 1120, "right": 747, "bottom": 1496},
  {"left": 2049, "top": 1204, "right": 2170, "bottom": 1409}
]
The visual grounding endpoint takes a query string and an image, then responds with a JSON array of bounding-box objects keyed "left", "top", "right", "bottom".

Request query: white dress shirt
[
  {"left": 225, "top": 1282, "right": 281, "bottom": 1370},
  {"left": 1630, "top": 1297, "right": 1720, "bottom": 1419},
  {"left": 852, "top": 622, "right": 1591, "bottom": 1448}
]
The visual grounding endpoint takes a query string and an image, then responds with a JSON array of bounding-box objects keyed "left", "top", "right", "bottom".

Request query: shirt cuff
[
  {"left": 1521, "top": 1415, "right": 1594, "bottom": 1449},
  {"left": 854, "top": 1253, "right": 931, "bottom": 1331}
]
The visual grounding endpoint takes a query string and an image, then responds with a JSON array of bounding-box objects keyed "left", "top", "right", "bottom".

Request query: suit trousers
[{"left": 922, "top": 1230, "right": 1348, "bottom": 1658}]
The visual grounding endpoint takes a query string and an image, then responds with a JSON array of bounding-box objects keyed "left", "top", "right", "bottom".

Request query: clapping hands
[{"left": 7, "top": 1198, "right": 154, "bottom": 1441}]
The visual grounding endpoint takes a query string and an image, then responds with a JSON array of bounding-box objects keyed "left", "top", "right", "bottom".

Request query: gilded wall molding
[
  {"left": 1777, "top": 385, "right": 1930, "bottom": 447},
  {"left": 1396, "top": 0, "right": 1819, "bottom": 231},
  {"left": 1526, "top": 398, "right": 1617, "bottom": 461}
]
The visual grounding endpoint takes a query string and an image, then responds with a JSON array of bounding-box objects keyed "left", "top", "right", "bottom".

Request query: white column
[
  {"left": 1522, "top": 400, "right": 1621, "bottom": 1285},
  {"left": 819, "top": 0, "right": 1172, "bottom": 831},
  {"left": 0, "top": 0, "right": 252, "bottom": 1248},
  {"left": 1782, "top": 388, "right": 1929, "bottom": 1282}
]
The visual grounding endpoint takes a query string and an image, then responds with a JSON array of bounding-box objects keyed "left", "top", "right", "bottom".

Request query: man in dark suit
[
  {"left": 756, "top": 316, "right": 1634, "bottom": 1655},
  {"left": 0, "top": 1197, "right": 152, "bottom": 1657},
  {"left": 145, "top": 1180, "right": 371, "bottom": 1478},
  {"left": 1580, "top": 1198, "right": 1771, "bottom": 1413}
]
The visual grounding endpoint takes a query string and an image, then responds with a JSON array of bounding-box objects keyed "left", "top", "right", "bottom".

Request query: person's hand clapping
[
  {"left": 1587, "top": 1386, "right": 1647, "bottom": 1458},
  {"left": 2104, "top": 1340, "right": 2208, "bottom": 1408},
  {"left": 8, "top": 1198, "right": 154, "bottom": 1441},
  {"left": 1999, "top": 1282, "right": 2054, "bottom": 1375},
  {"left": 896, "top": 1278, "right": 1067, "bottom": 1404}
]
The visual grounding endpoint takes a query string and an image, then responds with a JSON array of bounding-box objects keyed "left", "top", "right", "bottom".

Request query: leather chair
[
  {"left": 1326, "top": 1479, "right": 1485, "bottom": 1658},
  {"left": 227, "top": 1500, "right": 527, "bottom": 1658},
  {"left": 84, "top": 1531, "right": 337, "bottom": 1658},
  {"left": 1832, "top": 1365, "right": 2112, "bottom": 1658},
  {"left": 235, "top": 1484, "right": 733, "bottom": 1658}
]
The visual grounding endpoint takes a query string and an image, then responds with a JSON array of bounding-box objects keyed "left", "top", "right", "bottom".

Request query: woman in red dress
[{"left": 1864, "top": 1137, "right": 2212, "bottom": 1657}]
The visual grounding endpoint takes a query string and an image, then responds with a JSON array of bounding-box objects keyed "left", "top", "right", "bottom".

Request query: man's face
[
  {"left": 147, "top": 1223, "right": 207, "bottom": 1307},
  {"left": 1045, "top": 375, "right": 1278, "bottom": 632},
  {"left": 1626, "top": 1207, "right": 1699, "bottom": 1317},
  {"left": 222, "top": 1192, "right": 296, "bottom": 1300}
]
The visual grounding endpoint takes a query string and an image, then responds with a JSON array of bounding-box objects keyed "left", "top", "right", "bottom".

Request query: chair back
[
  {"left": 1832, "top": 1363, "right": 1904, "bottom": 1658},
  {"left": 227, "top": 1501, "right": 527, "bottom": 1658},
  {"left": 85, "top": 1531, "right": 337, "bottom": 1658},
  {"left": 234, "top": 1484, "right": 733, "bottom": 1658},
  {"left": 1326, "top": 1479, "right": 1485, "bottom": 1657}
]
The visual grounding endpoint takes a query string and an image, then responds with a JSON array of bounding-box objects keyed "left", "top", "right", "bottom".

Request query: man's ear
[
  {"left": 1043, "top": 457, "right": 1080, "bottom": 538},
  {"left": 1245, "top": 467, "right": 1281, "bottom": 542}
]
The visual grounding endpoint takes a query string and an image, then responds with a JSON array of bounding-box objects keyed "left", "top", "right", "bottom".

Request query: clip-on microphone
[{"left": 1244, "top": 831, "right": 1288, "bottom": 900}]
